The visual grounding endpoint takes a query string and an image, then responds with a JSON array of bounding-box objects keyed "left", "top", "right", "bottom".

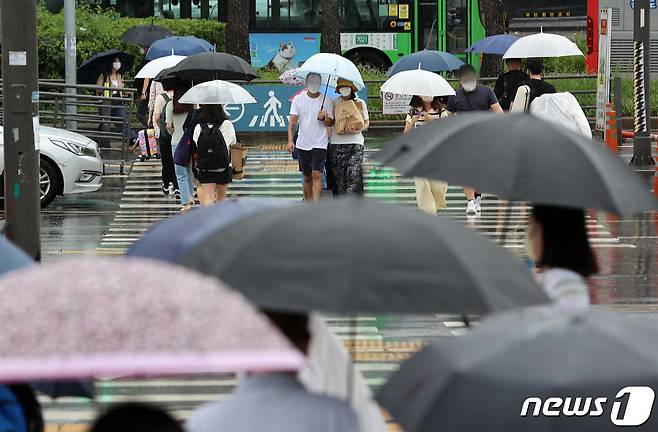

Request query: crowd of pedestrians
[{"left": 11, "top": 49, "right": 594, "bottom": 432}]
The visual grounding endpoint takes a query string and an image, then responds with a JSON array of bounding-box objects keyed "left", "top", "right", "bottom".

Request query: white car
[{"left": 0, "top": 126, "right": 104, "bottom": 207}]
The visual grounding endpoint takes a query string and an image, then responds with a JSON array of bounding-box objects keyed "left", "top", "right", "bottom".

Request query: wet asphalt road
[
  {"left": 10, "top": 135, "right": 657, "bottom": 313},
  {"left": 0, "top": 134, "right": 657, "bottom": 426}
]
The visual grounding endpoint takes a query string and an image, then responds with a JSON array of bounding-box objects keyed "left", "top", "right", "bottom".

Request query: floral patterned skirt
[{"left": 327, "top": 144, "right": 364, "bottom": 196}]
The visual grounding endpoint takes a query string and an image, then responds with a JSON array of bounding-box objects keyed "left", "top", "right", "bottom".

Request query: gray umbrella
[
  {"left": 176, "top": 198, "right": 547, "bottom": 315},
  {"left": 374, "top": 113, "right": 658, "bottom": 216},
  {"left": 377, "top": 307, "right": 658, "bottom": 432}
]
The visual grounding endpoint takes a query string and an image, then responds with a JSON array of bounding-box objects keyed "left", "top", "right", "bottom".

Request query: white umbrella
[
  {"left": 293, "top": 53, "right": 365, "bottom": 90},
  {"left": 135, "top": 54, "right": 186, "bottom": 79},
  {"left": 380, "top": 68, "right": 455, "bottom": 97},
  {"left": 179, "top": 80, "right": 257, "bottom": 105},
  {"left": 503, "top": 31, "right": 583, "bottom": 59}
]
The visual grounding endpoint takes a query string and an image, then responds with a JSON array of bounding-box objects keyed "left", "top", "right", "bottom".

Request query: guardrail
[
  {"left": 245, "top": 74, "right": 597, "bottom": 121},
  {"left": 0, "top": 74, "right": 597, "bottom": 157},
  {"left": 0, "top": 80, "right": 135, "bottom": 165}
]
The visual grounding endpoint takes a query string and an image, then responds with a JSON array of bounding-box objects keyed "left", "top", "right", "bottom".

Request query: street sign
[
  {"left": 228, "top": 84, "right": 368, "bottom": 133},
  {"left": 381, "top": 91, "right": 413, "bottom": 114},
  {"left": 595, "top": 8, "right": 612, "bottom": 137}
]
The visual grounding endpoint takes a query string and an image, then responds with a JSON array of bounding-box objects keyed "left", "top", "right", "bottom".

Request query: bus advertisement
[{"left": 67, "top": 0, "right": 487, "bottom": 71}]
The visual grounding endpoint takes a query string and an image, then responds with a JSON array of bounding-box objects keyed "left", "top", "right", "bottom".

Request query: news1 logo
[{"left": 520, "top": 387, "right": 655, "bottom": 426}]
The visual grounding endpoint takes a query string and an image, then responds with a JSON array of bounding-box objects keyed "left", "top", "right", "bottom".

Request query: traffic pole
[
  {"left": 64, "top": 0, "right": 77, "bottom": 130},
  {"left": 1, "top": 0, "right": 41, "bottom": 260},
  {"left": 630, "top": 0, "right": 654, "bottom": 166}
]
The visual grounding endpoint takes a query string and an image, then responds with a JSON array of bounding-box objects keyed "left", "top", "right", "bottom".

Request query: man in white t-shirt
[{"left": 288, "top": 73, "right": 334, "bottom": 202}]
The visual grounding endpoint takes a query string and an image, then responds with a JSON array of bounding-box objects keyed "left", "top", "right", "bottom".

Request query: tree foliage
[{"left": 36, "top": 4, "right": 226, "bottom": 79}]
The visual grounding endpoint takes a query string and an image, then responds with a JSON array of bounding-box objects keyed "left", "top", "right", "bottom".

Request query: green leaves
[{"left": 37, "top": 3, "right": 225, "bottom": 79}]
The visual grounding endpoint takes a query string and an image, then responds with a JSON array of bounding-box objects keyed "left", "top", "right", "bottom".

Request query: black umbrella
[
  {"left": 121, "top": 25, "right": 172, "bottom": 47},
  {"left": 155, "top": 52, "right": 259, "bottom": 82},
  {"left": 32, "top": 380, "right": 94, "bottom": 399},
  {"left": 78, "top": 49, "right": 134, "bottom": 84},
  {"left": 375, "top": 113, "right": 658, "bottom": 216},
  {"left": 165, "top": 198, "right": 546, "bottom": 315},
  {"left": 377, "top": 307, "right": 658, "bottom": 432}
]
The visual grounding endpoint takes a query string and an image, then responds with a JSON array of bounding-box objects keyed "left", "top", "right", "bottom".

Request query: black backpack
[{"left": 196, "top": 122, "right": 229, "bottom": 172}]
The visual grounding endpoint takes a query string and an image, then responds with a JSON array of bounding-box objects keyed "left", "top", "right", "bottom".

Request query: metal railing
[
  {"left": 0, "top": 80, "right": 136, "bottom": 165},
  {"left": 248, "top": 74, "right": 598, "bottom": 120}
]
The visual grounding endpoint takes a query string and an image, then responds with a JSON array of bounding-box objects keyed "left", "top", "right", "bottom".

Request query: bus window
[
  {"left": 290, "top": 0, "right": 321, "bottom": 29},
  {"left": 155, "top": 0, "right": 219, "bottom": 19},
  {"left": 341, "top": 0, "right": 385, "bottom": 31},
  {"left": 446, "top": 0, "right": 467, "bottom": 54}
]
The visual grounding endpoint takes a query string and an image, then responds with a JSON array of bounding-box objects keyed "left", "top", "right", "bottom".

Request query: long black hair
[
  {"left": 532, "top": 205, "right": 598, "bottom": 277},
  {"left": 172, "top": 83, "right": 193, "bottom": 114},
  {"left": 89, "top": 403, "right": 184, "bottom": 432},
  {"left": 197, "top": 104, "right": 228, "bottom": 125},
  {"left": 409, "top": 95, "right": 445, "bottom": 112}
]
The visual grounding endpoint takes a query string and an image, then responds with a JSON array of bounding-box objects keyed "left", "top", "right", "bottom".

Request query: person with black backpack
[{"left": 192, "top": 104, "right": 235, "bottom": 206}]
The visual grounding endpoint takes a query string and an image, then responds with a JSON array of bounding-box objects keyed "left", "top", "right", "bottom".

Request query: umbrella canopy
[
  {"left": 157, "top": 52, "right": 258, "bottom": 82},
  {"left": 375, "top": 113, "right": 658, "bottom": 215},
  {"left": 293, "top": 53, "right": 365, "bottom": 90},
  {"left": 146, "top": 36, "right": 214, "bottom": 61},
  {"left": 380, "top": 68, "right": 455, "bottom": 97},
  {"left": 130, "top": 198, "right": 547, "bottom": 315},
  {"left": 134, "top": 54, "right": 186, "bottom": 79},
  {"left": 377, "top": 307, "right": 658, "bottom": 432},
  {"left": 120, "top": 25, "right": 172, "bottom": 47},
  {"left": 503, "top": 31, "right": 584, "bottom": 59},
  {"left": 387, "top": 50, "right": 464, "bottom": 77},
  {"left": 128, "top": 199, "right": 294, "bottom": 262},
  {"left": 78, "top": 50, "right": 134, "bottom": 85},
  {"left": 0, "top": 237, "right": 33, "bottom": 276},
  {"left": 179, "top": 80, "right": 257, "bottom": 105},
  {"left": 466, "top": 34, "right": 520, "bottom": 55},
  {"left": 0, "top": 257, "right": 303, "bottom": 382},
  {"left": 279, "top": 67, "right": 305, "bottom": 85}
]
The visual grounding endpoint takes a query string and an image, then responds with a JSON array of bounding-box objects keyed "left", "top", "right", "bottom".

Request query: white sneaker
[
  {"left": 466, "top": 200, "right": 477, "bottom": 216},
  {"left": 475, "top": 196, "right": 482, "bottom": 212}
]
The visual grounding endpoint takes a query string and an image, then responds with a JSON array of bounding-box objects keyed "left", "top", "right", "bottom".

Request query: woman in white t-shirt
[
  {"left": 404, "top": 95, "right": 450, "bottom": 215},
  {"left": 328, "top": 79, "right": 369, "bottom": 196},
  {"left": 525, "top": 205, "right": 596, "bottom": 312},
  {"left": 192, "top": 104, "right": 236, "bottom": 206}
]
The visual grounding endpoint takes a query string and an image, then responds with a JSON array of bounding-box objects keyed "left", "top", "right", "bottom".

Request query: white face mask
[
  {"left": 338, "top": 87, "right": 352, "bottom": 97},
  {"left": 462, "top": 80, "right": 477, "bottom": 92},
  {"left": 113, "top": 62, "right": 122, "bottom": 71},
  {"left": 307, "top": 82, "right": 321, "bottom": 94},
  {"left": 420, "top": 96, "right": 434, "bottom": 103}
]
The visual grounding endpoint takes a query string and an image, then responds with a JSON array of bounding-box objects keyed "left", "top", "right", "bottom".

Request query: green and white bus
[{"left": 62, "top": 0, "right": 487, "bottom": 70}]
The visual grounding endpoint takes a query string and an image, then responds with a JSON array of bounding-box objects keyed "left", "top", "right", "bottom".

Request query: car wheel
[{"left": 40, "top": 158, "right": 60, "bottom": 208}]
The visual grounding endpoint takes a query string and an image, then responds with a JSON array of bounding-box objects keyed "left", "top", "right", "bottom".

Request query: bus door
[
  {"left": 417, "top": 1, "right": 440, "bottom": 51},
  {"left": 445, "top": 0, "right": 469, "bottom": 59}
]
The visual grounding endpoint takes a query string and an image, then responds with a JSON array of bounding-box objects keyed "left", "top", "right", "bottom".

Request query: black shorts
[
  {"left": 193, "top": 166, "right": 232, "bottom": 185},
  {"left": 297, "top": 148, "right": 327, "bottom": 176}
]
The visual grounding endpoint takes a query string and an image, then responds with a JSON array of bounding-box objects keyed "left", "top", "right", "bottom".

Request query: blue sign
[
  {"left": 249, "top": 33, "right": 321, "bottom": 71},
  {"left": 227, "top": 84, "right": 368, "bottom": 133}
]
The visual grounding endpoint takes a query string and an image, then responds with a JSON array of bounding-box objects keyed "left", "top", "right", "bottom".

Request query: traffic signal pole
[
  {"left": 1, "top": 0, "right": 41, "bottom": 260},
  {"left": 630, "top": 0, "right": 654, "bottom": 166}
]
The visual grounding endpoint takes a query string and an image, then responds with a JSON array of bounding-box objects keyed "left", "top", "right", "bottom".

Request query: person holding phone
[{"left": 404, "top": 95, "right": 449, "bottom": 215}]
